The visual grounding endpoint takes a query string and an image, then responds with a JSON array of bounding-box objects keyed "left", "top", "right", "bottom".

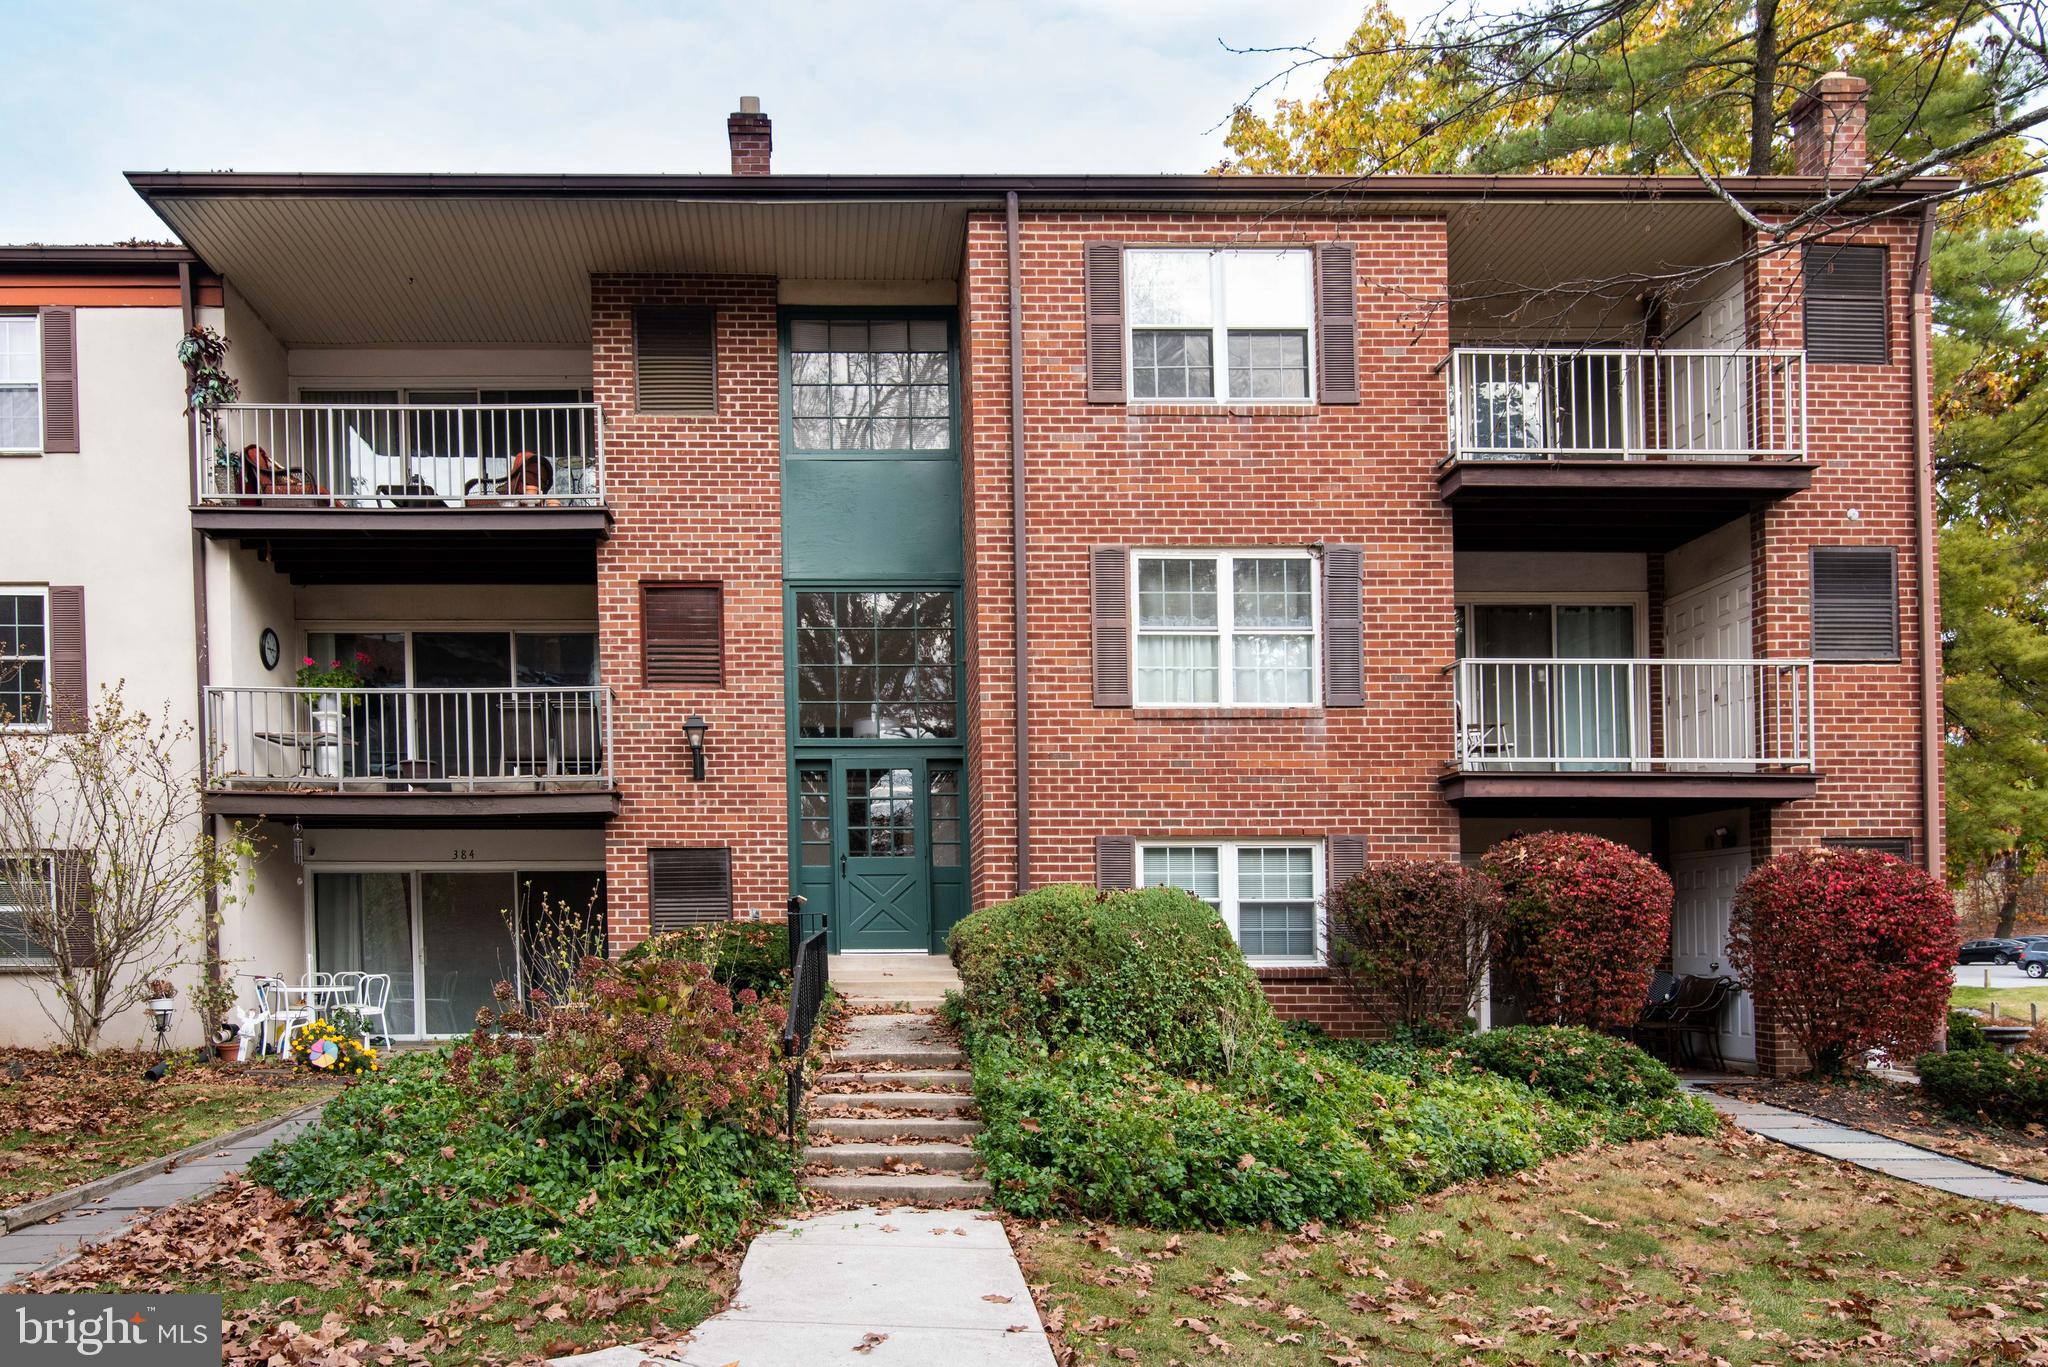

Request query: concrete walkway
[
  {"left": 0, "top": 1106, "right": 324, "bottom": 1286},
  {"left": 553, "top": 1205, "right": 1056, "bottom": 1367},
  {"left": 1698, "top": 1089, "right": 2048, "bottom": 1212}
]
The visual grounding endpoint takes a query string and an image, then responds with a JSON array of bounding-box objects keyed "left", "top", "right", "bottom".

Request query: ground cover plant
[
  {"left": 0, "top": 1049, "right": 332, "bottom": 1208},
  {"left": 950, "top": 884, "right": 1715, "bottom": 1230},
  {"left": 250, "top": 945, "right": 800, "bottom": 1268}
]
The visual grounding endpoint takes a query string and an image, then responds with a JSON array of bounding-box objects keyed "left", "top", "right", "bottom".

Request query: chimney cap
[{"left": 737, "top": 95, "right": 761, "bottom": 115}]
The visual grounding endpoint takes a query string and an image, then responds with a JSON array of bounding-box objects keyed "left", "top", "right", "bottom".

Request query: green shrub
[
  {"left": 621, "top": 923, "right": 788, "bottom": 996},
  {"left": 1465, "top": 1025, "right": 1680, "bottom": 1110},
  {"left": 1918, "top": 1046, "right": 2048, "bottom": 1125},
  {"left": 1355, "top": 1073, "right": 1596, "bottom": 1189},
  {"left": 1947, "top": 1010, "right": 1989, "bottom": 1053},
  {"left": 949, "top": 884, "right": 1274, "bottom": 1076}
]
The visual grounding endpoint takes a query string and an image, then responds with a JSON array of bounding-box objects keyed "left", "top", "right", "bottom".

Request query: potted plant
[
  {"left": 189, "top": 973, "right": 239, "bottom": 1061},
  {"left": 144, "top": 977, "right": 178, "bottom": 1012},
  {"left": 297, "top": 653, "right": 369, "bottom": 779},
  {"left": 177, "top": 324, "right": 242, "bottom": 484}
]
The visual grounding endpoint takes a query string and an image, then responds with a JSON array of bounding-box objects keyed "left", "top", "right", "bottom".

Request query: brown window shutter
[
  {"left": 1811, "top": 547, "right": 1898, "bottom": 661},
  {"left": 1314, "top": 243, "right": 1360, "bottom": 404},
  {"left": 1803, "top": 245, "right": 1888, "bottom": 364},
  {"left": 634, "top": 308, "right": 717, "bottom": 414},
  {"left": 649, "top": 848, "right": 731, "bottom": 929},
  {"left": 1327, "top": 834, "right": 1368, "bottom": 889},
  {"left": 1321, "top": 544, "right": 1364, "bottom": 707},
  {"left": 56, "top": 852, "right": 95, "bottom": 966},
  {"left": 38, "top": 307, "right": 79, "bottom": 453},
  {"left": 1095, "top": 836, "right": 1136, "bottom": 891},
  {"left": 1090, "top": 546, "right": 1131, "bottom": 706},
  {"left": 642, "top": 584, "right": 723, "bottom": 687},
  {"left": 1084, "top": 243, "right": 1127, "bottom": 403},
  {"left": 47, "top": 586, "right": 86, "bottom": 733}
]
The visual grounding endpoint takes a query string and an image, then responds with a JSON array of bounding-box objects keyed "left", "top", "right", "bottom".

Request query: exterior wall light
[{"left": 683, "top": 715, "right": 710, "bottom": 782}]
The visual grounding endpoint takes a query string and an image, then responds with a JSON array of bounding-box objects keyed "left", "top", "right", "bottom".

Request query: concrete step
[
  {"left": 803, "top": 1142, "right": 981, "bottom": 1174},
  {"left": 831, "top": 1013, "right": 966, "bottom": 1069},
  {"left": 804, "top": 1172, "right": 994, "bottom": 1203},
  {"left": 809, "top": 1089, "right": 978, "bottom": 1114},
  {"left": 815, "top": 1069, "right": 974, "bottom": 1093},
  {"left": 808, "top": 1115, "right": 983, "bottom": 1143}
]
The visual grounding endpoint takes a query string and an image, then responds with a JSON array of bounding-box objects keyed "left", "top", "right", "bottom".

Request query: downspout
[
  {"left": 1005, "top": 191, "right": 1033, "bottom": 893},
  {"left": 181, "top": 264, "right": 223, "bottom": 1018},
  {"left": 1908, "top": 206, "right": 1942, "bottom": 875}
]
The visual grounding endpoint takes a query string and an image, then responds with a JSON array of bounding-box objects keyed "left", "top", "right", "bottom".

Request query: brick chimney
[
  {"left": 728, "top": 96, "right": 772, "bottom": 175},
  {"left": 1788, "top": 71, "right": 1869, "bottom": 182}
]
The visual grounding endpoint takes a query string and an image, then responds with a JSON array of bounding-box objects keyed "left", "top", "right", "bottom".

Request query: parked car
[
  {"left": 2022, "top": 947, "right": 2048, "bottom": 979},
  {"left": 1959, "top": 937, "right": 2027, "bottom": 965}
]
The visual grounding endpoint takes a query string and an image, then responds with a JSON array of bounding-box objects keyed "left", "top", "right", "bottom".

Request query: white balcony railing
[
  {"left": 196, "top": 403, "right": 603, "bottom": 506},
  {"left": 1446, "top": 348, "right": 1806, "bottom": 463},
  {"left": 206, "top": 686, "right": 611, "bottom": 791},
  {"left": 1447, "top": 658, "right": 1814, "bottom": 772}
]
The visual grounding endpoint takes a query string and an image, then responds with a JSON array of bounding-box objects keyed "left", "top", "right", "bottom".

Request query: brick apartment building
[{"left": 0, "top": 78, "right": 1942, "bottom": 1070}]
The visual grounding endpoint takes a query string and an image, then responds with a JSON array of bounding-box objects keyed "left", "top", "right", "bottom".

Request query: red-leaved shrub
[
  {"left": 1328, "top": 859, "right": 1503, "bottom": 1032},
  {"left": 1728, "top": 847, "right": 1955, "bottom": 1076},
  {"left": 1482, "top": 833, "right": 1673, "bottom": 1030}
]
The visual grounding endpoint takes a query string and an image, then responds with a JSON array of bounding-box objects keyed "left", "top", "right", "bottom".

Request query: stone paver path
[
  {"left": 0, "top": 1106, "right": 324, "bottom": 1286},
  {"left": 554, "top": 1205, "right": 1056, "bottom": 1367},
  {"left": 1698, "top": 1088, "right": 2048, "bottom": 1212}
]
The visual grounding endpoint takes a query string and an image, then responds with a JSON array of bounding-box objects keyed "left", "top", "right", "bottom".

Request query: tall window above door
[
  {"left": 794, "top": 590, "right": 958, "bottom": 739},
  {"left": 1133, "top": 551, "right": 1318, "bottom": 707},
  {"left": 786, "top": 317, "right": 953, "bottom": 452},
  {"left": 1127, "top": 250, "right": 1313, "bottom": 402}
]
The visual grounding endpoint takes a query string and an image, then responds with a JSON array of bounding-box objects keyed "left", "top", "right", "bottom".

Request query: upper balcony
[
  {"left": 1440, "top": 656, "right": 1818, "bottom": 809},
  {"left": 191, "top": 401, "right": 608, "bottom": 583},
  {"left": 1438, "top": 348, "right": 1815, "bottom": 551}
]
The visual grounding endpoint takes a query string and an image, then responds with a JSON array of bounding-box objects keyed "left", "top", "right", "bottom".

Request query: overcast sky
[{"left": 0, "top": 0, "right": 1367, "bottom": 244}]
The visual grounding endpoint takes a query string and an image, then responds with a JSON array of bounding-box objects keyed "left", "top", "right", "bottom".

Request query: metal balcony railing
[
  {"left": 206, "top": 686, "right": 611, "bottom": 791},
  {"left": 196, "top": 403, "right": 603, "bottom": 507},
  {"left": 1445, "top": 348, "right": 1806, "bottom": 463},
  {"left": 1447, "top": 658, "right": 1814, "bottom": 772}
]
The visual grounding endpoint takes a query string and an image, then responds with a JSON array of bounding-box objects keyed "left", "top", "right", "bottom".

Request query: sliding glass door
[
  {"left": 1457, "top": 603, "right": 1638, "bottom": 769},
  {"left": 312, "top": 872, "right": 417, "bottom": 1035}
]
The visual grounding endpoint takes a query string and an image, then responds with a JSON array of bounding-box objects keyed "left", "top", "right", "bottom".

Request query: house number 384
[{"left": 452, "top": 849, "right": 476, "bottom": 861}]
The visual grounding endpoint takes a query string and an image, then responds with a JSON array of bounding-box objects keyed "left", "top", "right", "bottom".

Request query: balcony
[
  {"left": 1441, "top": 657, "right": 1818, "bottom": 808},
  {"left": 191, "top": 402, "right": 608, "bottom": 583},
  {"left": 203, "top": 685, "right": 617, "bottom": 826},
  {"left": 1438, "top": 348, "right": 1814, "bottom": 551}
]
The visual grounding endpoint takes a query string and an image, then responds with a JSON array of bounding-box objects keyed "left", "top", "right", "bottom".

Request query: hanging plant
[{"left": 178, "top": 324, "right": 241, "bottom": 462}]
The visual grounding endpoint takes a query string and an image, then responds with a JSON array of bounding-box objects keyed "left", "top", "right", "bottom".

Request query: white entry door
[
  {"left": 1666, "top": 282, "right": 1749, "bottom": 459},
  {"left": 1670, "top": 847, "right": 1756, "bottom": 1065},
  {"left": 1664, "top": 570, "right": 1754, "bottom": 767}
]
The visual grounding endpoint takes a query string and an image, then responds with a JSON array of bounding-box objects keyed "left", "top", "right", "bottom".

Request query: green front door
[{"left": 837, "top": 760, "right": 930, "bottom": 951}]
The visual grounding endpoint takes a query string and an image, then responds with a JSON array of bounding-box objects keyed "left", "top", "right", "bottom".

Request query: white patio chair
[
  {"left": 251, "top": 975, "right": 288, "bottom": 1056},
  {"left": 356, "top": 973, "right": 393, "bottom": 1049}
]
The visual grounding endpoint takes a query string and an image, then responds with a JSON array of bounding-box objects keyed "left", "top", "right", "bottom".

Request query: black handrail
[{"left": 781, "top": 895, "right": 828, "bottom": 1146}]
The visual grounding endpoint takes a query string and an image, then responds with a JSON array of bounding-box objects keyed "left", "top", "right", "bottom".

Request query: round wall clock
[{"left": 260, "top": 628, "right": 281, "bottom": 671}]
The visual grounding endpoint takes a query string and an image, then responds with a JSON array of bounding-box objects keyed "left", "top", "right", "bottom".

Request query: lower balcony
[
  {"left": 1442, "top": 657, "right": 1818, "bottom": 809},
  {"left": 204, "top": 685, "right": 618, "bottom": 826}
]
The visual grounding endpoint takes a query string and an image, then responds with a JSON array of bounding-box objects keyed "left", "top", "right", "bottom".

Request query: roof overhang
[{"left": 1440, "top": 769, "right": 1820, "bottom": 811}]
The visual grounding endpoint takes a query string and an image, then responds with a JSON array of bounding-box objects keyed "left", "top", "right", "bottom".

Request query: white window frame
[
  {"left": 1131, "top": 549, "right": 1320, "bottom": 708},
  {"left": 0, "top": 853, "right": 56, "bottom": 968},
  {"left": 0, "top": 585, "right": 49, "bottom": 733},
  {"left": 1125, "top": 248, "right": 1315, "bottom": 404},
  {"left": 0, "top": 313, "right": 40, "bottom": 455},
  {"left": 1138, "top": 839, "right": 1325, "bottom": 966}
]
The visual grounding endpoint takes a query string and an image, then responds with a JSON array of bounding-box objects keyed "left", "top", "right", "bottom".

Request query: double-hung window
[
  {"left": 0, "top": 316, "right": 38, "bottom": 453},
  {"left": 1141, "top": 841, "right": 1322, "bottom": 964},
  {"left": 0, "top": 588, "right": 47, "bottom": 729},
  {"left": 0, "top": 855, "right": 53, "bottom": 966},
  {"left": 1134, "top": 551, "right": 1317, "bottom": 706},
  {"left": 1127, "top": 250, "right": 1313, "bottom": 401}
]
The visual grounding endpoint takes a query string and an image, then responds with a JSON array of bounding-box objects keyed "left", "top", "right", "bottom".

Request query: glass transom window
[
  {"left": 0, "top": 589, "right": 47, "bottom": 729},
  {"left": 788, "top": 317, "right": 952, "bottom": 452},
  {"left": 1127, "top": 250, "right": 1312, "bottom": 402},
  {"left": 0, "top": 316, "right": 38, "bottom": 453},
  {"left": 795, "top": 590, "right": 957, "bottom": 739},
  {"left": 1134, "top": 552, "right": 1317, "bottom": 707},
  {"left": 1141, "top": 841, "right": 1322, "bottom": 963}
]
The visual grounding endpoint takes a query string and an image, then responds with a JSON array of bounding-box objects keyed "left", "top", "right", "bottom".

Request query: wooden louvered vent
[
  {"left": 634, "top": 308, "right": 717, "bottom": 414},
  {"left": 642, "top": 585, "right": 722, "bottom": 687},
  {"left": 649, "top": 848, "right": 732, "bottom": 929},
  {"left": 1811, "top": 547, "right": 1899, "bottom": 661},
  {"left": 1803, "top": 245, "right": 1888, "bottom": 365}
]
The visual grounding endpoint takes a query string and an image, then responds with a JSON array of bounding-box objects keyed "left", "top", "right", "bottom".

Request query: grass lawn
[
  {"left": 1013, "top": 1132, "right": 2048, "bottom": 1365},
  {"left": 0, "top": 1050, "right": 336, "bottom": 1209},
  {"left": 12, "top": 1177, "right": 731, "bottom": 1366},
  {"left": 1952, "top": 982, "right": 2048, "bottom": 1019}
]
